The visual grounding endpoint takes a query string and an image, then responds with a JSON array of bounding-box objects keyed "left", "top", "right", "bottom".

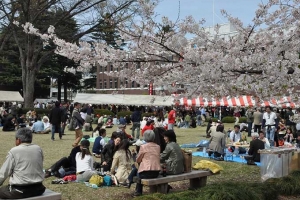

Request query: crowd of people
[
  {"left": 206, "top": 106, "right": 300, "bottom": 165},
  {"left": 1, "top": 101, "right": 300, "bottom": 198}
]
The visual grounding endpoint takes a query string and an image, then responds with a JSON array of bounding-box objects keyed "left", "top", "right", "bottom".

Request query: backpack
[
  {"left": 89, "top": 174, "right": 103, "bottom": 187},
  {"left": 103, "top": 175, "right": 112, "bottom": 186},
  {"left": 69, "top": 116, "right": 76, "bottom": 131}
]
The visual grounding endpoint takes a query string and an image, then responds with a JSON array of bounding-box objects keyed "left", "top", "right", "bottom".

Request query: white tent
[
  {"left": 73, "top": 93, "right": 174, "bottom": 106},
  {"left": 0, "top": 91, "right": 23, "bottom": 102}
]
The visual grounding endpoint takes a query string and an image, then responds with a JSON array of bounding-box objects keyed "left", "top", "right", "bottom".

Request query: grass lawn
[{"left": 0, "top": 123, "right": 264, "bottom": 200}]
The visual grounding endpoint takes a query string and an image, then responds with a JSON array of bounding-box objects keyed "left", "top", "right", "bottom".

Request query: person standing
[
  {"left": 131, "top": 108, "right": 142, "bottom": 139},
  {"left": 61, "top": 102, "right": 68, "bottom": 136},
  {"left": 253, "top": 108, "right": 263, "bottom": 133},
  {"left": 49, "top": 101, "right": 63, "bottom": 141},
  {"left": 200, "top": 107, "right": 206, "bottom": 126},
  {"left": 246, "top": 108, "right": 254, "bottom": 137},
  {"left": 71, "top": 102, "right": 85, "bottom": 147},
  {"left": 0, "top": 128, "right": 45, "bottom": 199},
  {"left": 196, "top": 108, "right": 202, "bottom": 126},
  {"left": 168, "top": 107, "right": 176, "bottom": 130},
  {"left": 262, "top": 106, "right": 277, "bottom": 146}
]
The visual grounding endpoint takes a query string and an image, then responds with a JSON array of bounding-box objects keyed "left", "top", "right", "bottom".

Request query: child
[{"left": 284, "top": 127, "right": 294, "bottom": 143}]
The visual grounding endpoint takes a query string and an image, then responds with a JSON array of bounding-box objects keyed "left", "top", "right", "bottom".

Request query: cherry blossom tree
[
  {"left": 0, "top": 0, "right": 143, "bottom": 107},
  {"left": 19, "top": 0, "right": 300, "bottom": 102}
]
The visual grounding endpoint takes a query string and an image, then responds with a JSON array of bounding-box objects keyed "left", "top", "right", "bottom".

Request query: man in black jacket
[
  {"left": 131, "top": 107, "right": 142, "bottom": 139},
  {"left": 49, "top": 101, "right": 64, "bottom": 140},
  {"left": 245, "top": 132, "right": 265, "bottom": 165}
]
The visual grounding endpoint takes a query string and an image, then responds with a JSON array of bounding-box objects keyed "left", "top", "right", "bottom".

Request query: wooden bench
[
  {"left": 140, "top": 170, "right": 213, "bottom": 194},
  {"left": 0, "top": 189, "right": 62, "bottom": 200}
]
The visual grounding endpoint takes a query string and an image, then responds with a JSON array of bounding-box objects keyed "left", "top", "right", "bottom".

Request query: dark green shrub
[
  {"left": 94, "top": 109, "right": 114, "bottom": 117},
  {"left": 198, "top": 182, "right": 261, "bottom": 200},
  {"left": 205, "top": 117, "right": 218, "bottom": 122},
  {"left": 117, "top": 111, "right": 132, "bottom": 117},
  {"left": 221, "top": 116, "right": 235, "bottom": 123},
  {"left": 142, "top": 113, "right": 155, "bottom": 117},
  {"left": 239, "top": 117, "right": 247, "bottom": 123},
  {"left": 275, "top": 175, "right": 300, "bottom": 196}
]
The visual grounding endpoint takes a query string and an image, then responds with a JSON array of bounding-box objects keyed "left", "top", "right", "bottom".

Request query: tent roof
[
  {"left": 0, "top": 91, "right": 23, "bottom": 102},
  {"left": 73, "top": 93, "right": 173, "bottom": 106}
]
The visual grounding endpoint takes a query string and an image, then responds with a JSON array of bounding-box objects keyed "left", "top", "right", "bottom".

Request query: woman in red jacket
[{"left": 141, "top": 120, "right": 154, "bottom": 136}]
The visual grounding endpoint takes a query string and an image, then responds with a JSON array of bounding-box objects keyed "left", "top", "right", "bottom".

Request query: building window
[
  {"left": 104, "top": 80, "right": 107, "bottom": 89},
  {"left": 109, "top": 79, "right": 113, "bottom": 88},
  {"left": 114, "top": 78, "right": 118, "bottom": 88},
  {"left": 131, "top": 81, "right": 135, "bottom": 88},
  {"left": 136, "top": 62, "right": 141, "bottom": 70},
  {"left": 125, "top": 78, "right": 128, "bottom": 87},
  {"left": 125, "top": 63, "right": 128, "bottom": 69},
  {"left": 110, "top": 65, "right": 113, "bottom": 71},
  {"left": 99, "top": 82, "right": 103, "bottom": 89},
  {"left": 99, "top": 66, "right": 103, "bottom": 73},
  {"left": 137, "top": 83, "right": 140, "bottom": 87}
]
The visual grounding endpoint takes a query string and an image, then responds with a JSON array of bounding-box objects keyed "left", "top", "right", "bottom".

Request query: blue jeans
[
  {"left": 265, "top": 126, "right": 275, "bottom": 142},
  {"left": 131, "top": 122, "right": 140, "bottom": 139},
  {"left": 185, "top": 121, "right": 189, "bottom": 128},
  {"left": 128, "top": 165, "right": 138, "bottom": 184},
  {"left": 51, "top": 124, "right": 62, "bottom": 140},
  {"left": 197, "top": 115, "right": 202, "bottom": 126}
]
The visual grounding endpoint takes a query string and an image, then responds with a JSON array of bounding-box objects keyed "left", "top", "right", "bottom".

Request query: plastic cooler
[{"left": 259, "top": 148, "right": 296, "bottom": 181}]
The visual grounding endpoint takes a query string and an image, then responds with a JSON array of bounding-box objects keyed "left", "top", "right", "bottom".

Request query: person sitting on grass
[
  {"left": 141, "top": 120, "right": 154, "bottom": 137},
  {"left": 92, "top": 128, "right": 107, "bottom": 157},
  {"left": 44, "top": 140, "right": 90, "bottom": 178},
  {"left": 41, "top": 116, "right": 51, "bottom": 134},
  {"left": 76, "top": 139, "right": 97, "bottom": 182},
  {"left": 31, "top": 116, "right": 44, "bottom": 134},
  {"left": 2, "top": 116, "right": 17, "bottom": 132},
  {"left": 208, "top": 124, "right": 226, "bottom": 160},
  {"left": 245, "top": 132, "right": 265, "bottom": 165},
  {"left": 110, "top": 140, "right": 132, "bottom": 186},
  {"left": 0, "top": 128, "right": 45, "bottom": 199},
  {"left": 259, "top": 131, "right": 270, "bottom": 149},
  {"left": 101, "top": 134, "right": 121, "bottom": 172}
]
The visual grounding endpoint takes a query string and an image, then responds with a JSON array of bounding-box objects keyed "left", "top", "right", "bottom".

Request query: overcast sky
[{"left": 155, "top": 0, "right": 269, "bottom": 27}]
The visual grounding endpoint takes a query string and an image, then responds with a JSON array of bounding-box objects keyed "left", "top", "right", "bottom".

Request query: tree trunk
[
  {"left": 57, "top": 76, "right": 62, "bottom": 102},
  {"left": 22, "top": 68, "right": 36, "bottom": 108},
  {"left": 63, "top": 78, "right": 68, "bottom": 103}
]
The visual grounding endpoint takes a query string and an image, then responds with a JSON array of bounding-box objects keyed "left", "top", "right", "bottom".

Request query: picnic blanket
[{"left": 192, "top": 151, "right": 261, "bottom": 166}]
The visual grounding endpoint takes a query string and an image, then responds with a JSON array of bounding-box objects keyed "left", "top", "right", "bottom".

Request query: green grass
[{"left": 0, "top": 123, "right": 279, "bottom": 200}]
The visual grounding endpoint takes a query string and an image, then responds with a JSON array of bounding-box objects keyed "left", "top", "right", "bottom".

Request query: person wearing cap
[
  {"left": 133, "top": 130, "right": 161, "bottom": 197},
  {"left": 245, "top": 132, "right": 265, "bottom": 165},
  {"left": 76, "top": 140, "right": 97, "bottom": 182},
  {"left": 0, "top": 128, "right": 45, "bottom": 199},
  {"left": 160, "top": 130, "right": 184, "bottom": 175}
]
